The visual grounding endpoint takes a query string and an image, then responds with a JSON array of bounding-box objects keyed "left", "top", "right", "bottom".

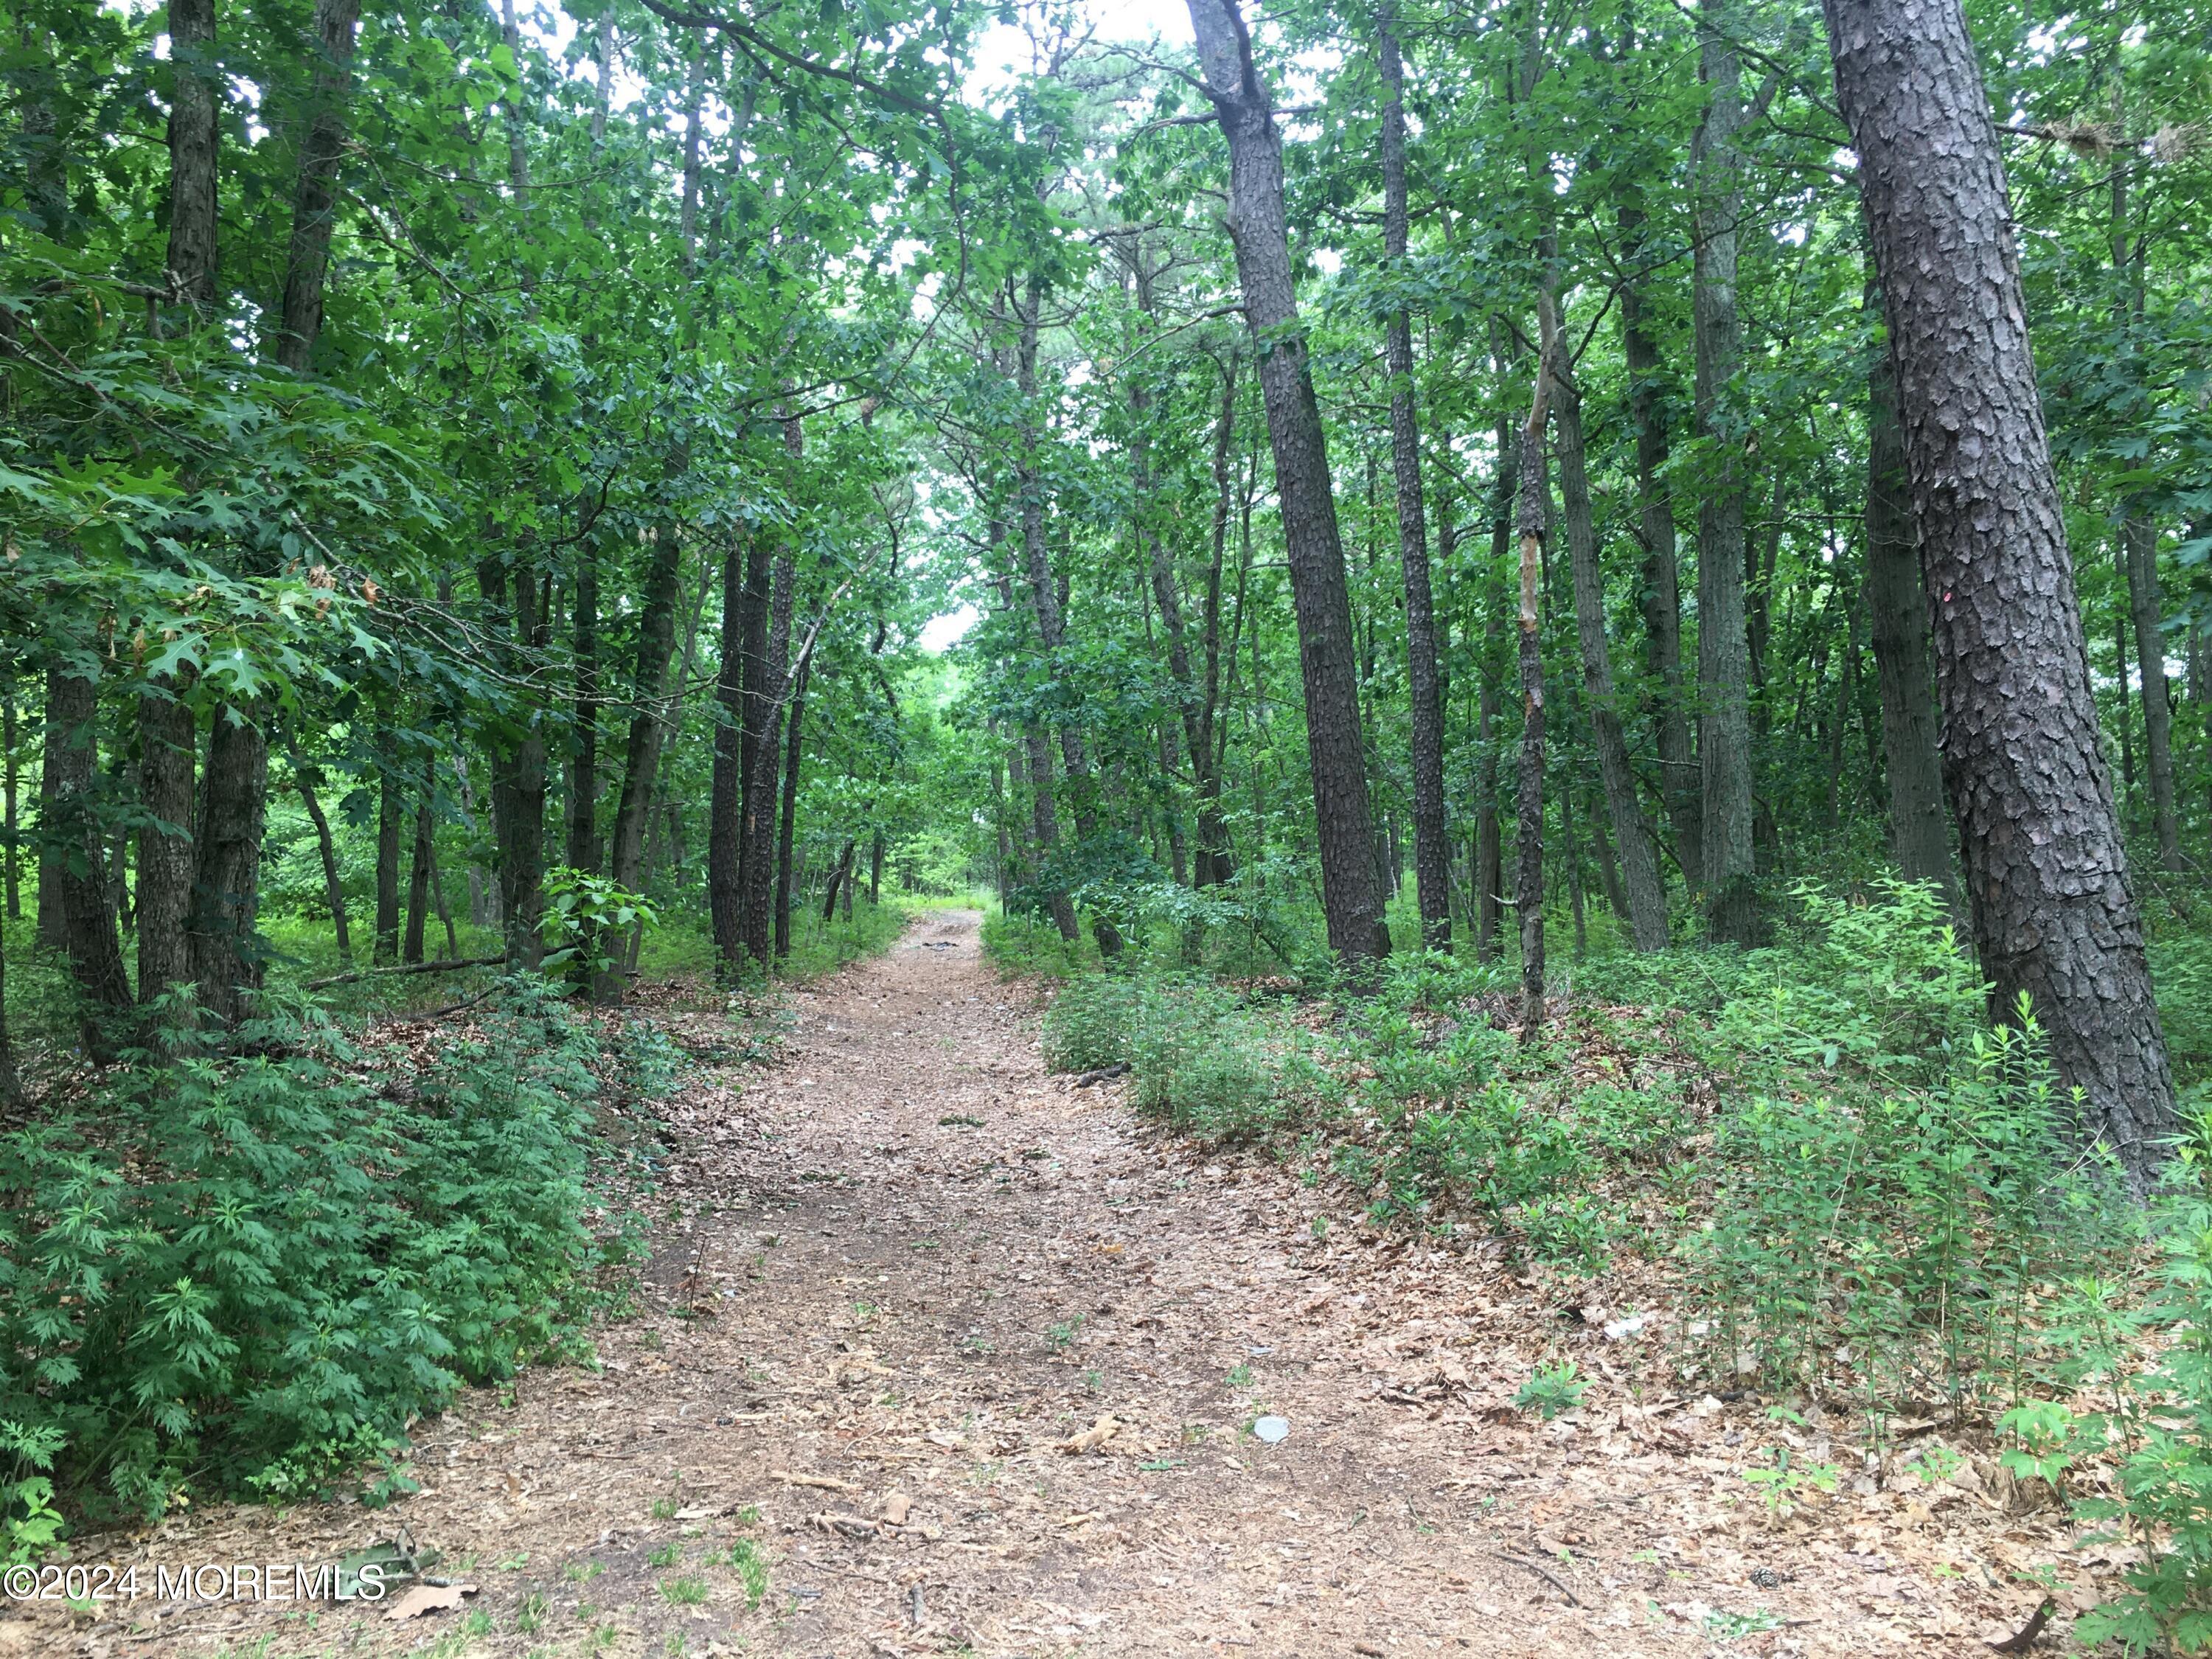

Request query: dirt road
[{"left": 32, "top": 910, "right": 2045, "bottom": 1657}]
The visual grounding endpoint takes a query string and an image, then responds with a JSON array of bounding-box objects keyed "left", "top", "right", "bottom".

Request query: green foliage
[
  {"left": 0, "top": 984, "right": 652, "bottom": 1530},
  {"left": 1039, "top": 970, "right": 1323, "bottom": 1144},
  {"left": 1513, "top": 1360, "right": 1586, "bottom": 1422}
]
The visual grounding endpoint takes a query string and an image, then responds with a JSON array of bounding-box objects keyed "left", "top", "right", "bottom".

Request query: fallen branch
[
  {"left": 1491, "top": 1551, "right": 1583, "bottom": 1608},
  {"left": 305, "top": 955, "right": 505, "bottom": 990}
]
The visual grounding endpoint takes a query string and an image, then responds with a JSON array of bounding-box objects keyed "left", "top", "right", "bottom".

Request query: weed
[
  {"left": 648, "top": 1541, "right": 681, "bottom": 1568},
  {"left": 726, "top": 1538, "right": 769, "bottom": 1608},
  {"left": 1514, "top": 1361, "right": 1586, "bottom": 1422},
  {"left": 658, "top": 1575, "right": 709, "bottom": 1606}
]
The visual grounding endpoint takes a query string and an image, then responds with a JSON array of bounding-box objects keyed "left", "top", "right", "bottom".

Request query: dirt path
[{"left": 35, "top": 911, "right": 2059, "bottom": 1658}]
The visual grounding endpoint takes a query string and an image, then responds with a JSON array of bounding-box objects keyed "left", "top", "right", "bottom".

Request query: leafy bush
[
  {"left": 1690, "top": 1002, "right": 2122, "bottom": 1406},
  {"left": 0, "top": 981, "right": 649, "bottom": 1541},
  {"left": 1041, "top": 971, "right": 1322, "bottom": 1144}
]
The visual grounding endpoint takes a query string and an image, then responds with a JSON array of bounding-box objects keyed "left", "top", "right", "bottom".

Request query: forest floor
[{"left": 23, "top": 911, "right": 2096, "bottom": 1659}]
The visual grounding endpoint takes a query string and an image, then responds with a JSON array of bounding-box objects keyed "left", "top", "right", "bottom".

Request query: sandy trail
[{"left": 30, "top": 910, "right": 2041, "bottom": 1658}]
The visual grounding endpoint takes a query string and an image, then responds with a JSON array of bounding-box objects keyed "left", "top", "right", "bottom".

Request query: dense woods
[{"left": 3, "top": 0, "right": 2211, "bottom": 1632}]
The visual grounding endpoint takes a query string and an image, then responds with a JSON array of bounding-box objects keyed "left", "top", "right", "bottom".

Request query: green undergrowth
[
  {"left": 1009, "top": 878, "right": 2212, "bottom": 1645},
  {"left": 0, "top": 978, "right": 663, "bottom": 1553}
]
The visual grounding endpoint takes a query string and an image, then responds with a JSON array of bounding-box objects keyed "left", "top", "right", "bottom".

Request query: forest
[{"left": 3, "top": 0, "right": 2211, "bottom": 1649}]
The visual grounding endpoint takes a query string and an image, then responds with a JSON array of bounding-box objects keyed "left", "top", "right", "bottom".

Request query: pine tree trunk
[
  {"left": 1187, "top": 0, "right": 1388, "bottom": 969},
  {"left": 1692, "top": 0, "right": 1759, "bottom": 945},
  {"left": 1823, "top": 0, "right": 2177, "bottom": 1180},
  {"left": 1863, "top": 330, "right": 1956, "bottom": 904},
  {"left": 1475, "top": 341, "right": 1517, "bottom": 963},
  {"left": 1380, "top": 13, "right": 1450, "bottom": 952},
  {"left": 1545, "top": 296, "right": 1669, "bottom": 951}
]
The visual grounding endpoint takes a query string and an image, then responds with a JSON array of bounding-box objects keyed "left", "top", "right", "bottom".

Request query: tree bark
[
  {"left": 610, "top": 528, "right": 684, "bottom": 905},
  {"left": 774, "top": 653, "right": 807, "bottom": 959},
  {"left": 1514, "top": 358, "right": 1551, "bottom": 1039},
  {"left": 1186, "top": 0, "right": 1389, "bottom": 968},
  {"left": 567, "top": 544, "right": 602, "bottom": 875},
  {"left": 1863, "top": 327, "right": 1956, "bottom": 904},
  {"left": 49, "top": 669, "right": 133, "bottom": 1050},
  {"left": 35, "top": 688, "right": 63, "bottom": 947},
  {"left": 1543, "top": 296, "right": 1668, "bottom": 950},
  {"left": 403, "top": 794, "right": 433, "bottom": 965},
  {"left": 374, "top": 757, "right": 401, "bottom": 964},
  {"left": 739, "top": 553, "right": 793, "bottom": 965},
  {"left": 1823, "top": 0, "right": 2177, "bottom": 1179},
  {"left": 164, "top": 0, "right": 219, "bottom": 307},
  {"left": 136, "top": 686, "right": 195, "bottom": 1002},
  {"left": 708, "top": 540, "right": 751, "bottom": 975},
  {"left": 1692, "top": 0, "right": 1759, "bottom": 945},
  {"left": 1379, "top": 13, "right": 1450, "bottom": 952},
  {"left": 292, "top": 754, "right": 352, "bottom": 965},
  {"left": 1620, "top": 212, "right": 1701, "bottom": 891},
  {"left": 273, "top": 0, "right": 361, "bottom": 375},
  {"left": 4, "top": 684, "right": 21, "bottom": 919}
]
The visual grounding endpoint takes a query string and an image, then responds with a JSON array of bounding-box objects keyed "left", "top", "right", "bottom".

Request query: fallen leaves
[
  {"left": 383, "top": 1581, "right": 477, "bottom": 1621},
  {"left": 1057, "top": 1413, "right": 1121, "bottom": 1455}
]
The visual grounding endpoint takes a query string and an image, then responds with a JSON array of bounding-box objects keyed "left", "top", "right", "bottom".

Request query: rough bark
[
  {"left": 273, "top": 0, "right": 362, "bottom": 375},
  {"left": 1186, "top": 0, "right": 1389, "bottom": 968},
  {"left": 136, "top": 687, "right": 196, "bottom": 1002},
  {"left": 1379, "top": 13, "right": 1450, "bottom": 952},
  {"left": 2124, "top": 516, "right": 2180, "bottom": 872},
  {"left": 49, "top": 669, "right": 133, "bottom": 1051},
  {"left": 164, "top": 0, "right": 219, "bottom": 306},
  {"left": 1543, "top": 297, "right": 1669, "bottom": 950},
  {"left": 1692, "top": 0, "right": 1759, "bottom": 945},
  {"left": 1823, "top": 0, "right": 2177, "bottom": 1178},
  {"left": 1863, "top": 333, "right": 1956, "bottom": 903}
]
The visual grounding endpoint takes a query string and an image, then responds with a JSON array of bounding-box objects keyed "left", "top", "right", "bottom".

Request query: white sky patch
[{"left": 919, "top": 604, "right": 980, "bottom": 653}]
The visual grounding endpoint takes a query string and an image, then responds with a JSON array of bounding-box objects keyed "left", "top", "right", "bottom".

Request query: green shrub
[
  {"left": 1126, "top": 984, "right": 1310, "bottom": 1144},
  {"left": 1040, "top": 974, "right": 1149, "bottom": 1073},
  {"left": 0, "top": 980, "right": 650, "bottom": 1539},
  {"left": 1690, "top": 1002, "right": 2121, "bottom": 1407}
]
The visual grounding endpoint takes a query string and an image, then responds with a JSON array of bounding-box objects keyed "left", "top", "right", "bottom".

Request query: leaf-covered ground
[{"left": 23, "top": 912, "right": 2102, "bottom": 1658}]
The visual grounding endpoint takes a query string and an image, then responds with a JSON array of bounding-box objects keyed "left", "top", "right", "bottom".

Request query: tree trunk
[
  {"left": 823, "top": 838, "right": 855, "bottom": 925},
  {"left": 1544, "top": 295, "right": 1669, "bottom": 951},
  {"left": 4, "top": 684, "right": 20, "bottom": 919},
  {"left": 49, "top": 669, "right": 133, "bottom": 1050},
  {"left": 36, "top": 680, "right": 66, "bottom": 947},
  {"left": 403, "top": 795, "right": 432, "bottom": 965},
  {"left": 1692, "top": 0, "right": 1759, "bottom": 945},
  {"left": 1379, "top": 12, "right": 1450, "bottom": 952},
  {"left": 1475, "top": 335, "right": 1517, "bottom": 962},
  {"left": 2124, "top": 517, "right": 2180, "bottom": 872},
  {"left": 190, "top": 705, "right": 268, "bottom": 1025},
  {"left": 1823, "top": 0, "right": 2177, "bottom": 1180},
  {"left": 740, "top": 553, "right": 794, "bottom": 965},
  {"left": 567, "top": 544, "right": 602, "bottom": 875},
  {"left": 273, "top": 0, "right": 361, "bottom": 375},
  {"left": 477, "top": 558, "right": 547, "bottom": 970},
  {"left": 374, "top": 757, "right": 401, "bottom": 964},
  {"left": 1514, "top": 368, "right": 1550, "bottom": 1040},
  {"left": 136, "top": 686, "right": 195, "bottom": 1002},
  {"left": 1863, "top": 330, "right": 1956, "bottom": 904},
  {"left": 292, "top": 756, "right": 352, "bottom": 965},
  {"left": 1186, "top": 0, "right": 1389, "bottom": 968},
  {"left": 774, "top": 653, "right": 807, "bottom": 959},
  {"left": 0, "top": 903, "right": 19, "bottom": 1106},
  {"left": 610, "top": 528, "right": 684, "bottom": 909},
  {"left": 1619, "top": 218, "right": 1702, "bottom": 891},
  {"left": 708, "top": 540, "right": 751, "bottom": 976},
  {"left": 164, "top": 0, "right": 220, "bottom": 309}
]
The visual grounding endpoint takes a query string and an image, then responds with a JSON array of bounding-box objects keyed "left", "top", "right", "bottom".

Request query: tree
[
  {"left": 1822, "top": 0, "right": 2178, "bottom": 1180},
  {"left": 1186, "top": 0, "right": 1389, "bottom": 968}
]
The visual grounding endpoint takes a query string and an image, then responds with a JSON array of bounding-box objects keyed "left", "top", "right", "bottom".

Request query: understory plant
[{"left": 0, "top": 980, "right": 655, "bottom": 1547}]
